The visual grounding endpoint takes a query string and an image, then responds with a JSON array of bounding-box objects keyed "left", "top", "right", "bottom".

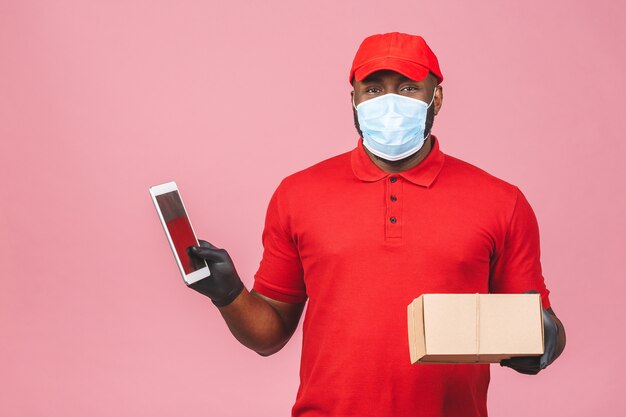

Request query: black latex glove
[
  {"left": 500, "top": 290, "right": 559, "bottom": 375},
  {"left": 186, "top": 240, "right": 244, "bottom": 307}
]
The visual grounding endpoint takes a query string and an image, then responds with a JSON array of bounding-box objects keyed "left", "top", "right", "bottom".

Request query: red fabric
[{"left": 253, "top": 136, "right": 551, "bottom": 417}]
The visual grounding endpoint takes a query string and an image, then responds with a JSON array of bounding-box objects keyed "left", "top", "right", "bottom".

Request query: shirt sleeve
[
  {"left": 489, "top": 187, "right": 551, "bottom": 309},
  {"left": 252, "top": 183, "right": 307, "bottom": 304}
]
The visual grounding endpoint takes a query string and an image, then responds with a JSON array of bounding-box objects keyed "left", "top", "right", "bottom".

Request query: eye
[
  {"left": 401, "top": 85, "right": 420, "bottom": 92},
  {"left": 365, "top": 87, "right": 382, "bottom": 94}
]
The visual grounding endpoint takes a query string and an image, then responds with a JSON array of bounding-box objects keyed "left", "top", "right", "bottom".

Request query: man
[{"left": 188, "top": 32, "right": 566, "bottom": 417}]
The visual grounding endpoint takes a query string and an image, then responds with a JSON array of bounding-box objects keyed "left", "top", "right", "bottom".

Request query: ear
[{"left": 433, "top": 85, "right": 443, "bottom": 116}]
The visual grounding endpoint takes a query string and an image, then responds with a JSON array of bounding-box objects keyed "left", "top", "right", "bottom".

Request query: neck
[{"left": 363, "top": 135, "right": 434, "bottom": 174}]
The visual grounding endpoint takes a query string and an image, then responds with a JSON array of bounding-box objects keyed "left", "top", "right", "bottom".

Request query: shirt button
[
  {"left": 390, "top": 216, "right": 397, "bottom": 224},
  {"left": 390, "top": 176, "right": 397, "bottom": 183},
  {"left": 390, "top": 195, "right": 397, "bottom": 202}
]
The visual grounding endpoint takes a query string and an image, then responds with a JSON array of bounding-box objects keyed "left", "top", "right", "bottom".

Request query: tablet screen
[{"left": 155, "top": 191, "right": 206, "bottom": 274}]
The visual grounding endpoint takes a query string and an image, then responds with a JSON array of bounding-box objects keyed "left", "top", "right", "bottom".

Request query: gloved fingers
[
  {"left": 501, "top": 360, "right": 540, "bottom": 375},
  {"left": 540, "top": 308, "right": 559, "bottom": 369},
  {"left": 187, "top": 245, "right": 228, "bottom": 263},
  {"left": 198, "top": 239, "right": 218, "bottom": 249},
  {"left": 500, "top": 356, "right": 541, "bottom": 375}
]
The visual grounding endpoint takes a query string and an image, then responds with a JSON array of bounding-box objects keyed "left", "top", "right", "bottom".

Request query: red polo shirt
[{"left": 253, "top": 136, "right": 551, "bottom": 417}]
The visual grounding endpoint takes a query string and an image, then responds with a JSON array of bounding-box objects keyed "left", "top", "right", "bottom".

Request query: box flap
[
  {"left": 478, "top": 294, "right": 544, "bottom": 356},
  {"left": 423, "top": 294, "right": 477, "bottom": 355}
]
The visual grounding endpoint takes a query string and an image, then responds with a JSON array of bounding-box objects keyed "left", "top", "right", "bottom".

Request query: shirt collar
[{"left": 350, "top": 135, "right": 446, "bottom": 187}]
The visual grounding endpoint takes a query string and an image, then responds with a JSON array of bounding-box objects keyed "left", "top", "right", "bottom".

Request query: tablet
[{"left": 149, "top": 181, "right": 210, "bottom": 285}]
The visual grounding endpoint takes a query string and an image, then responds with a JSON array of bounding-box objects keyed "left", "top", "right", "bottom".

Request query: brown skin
[
  {"left": 215, "top": 69, "right": 566, "bottom": 366},
  {"left": 216, "top": 288, "right": 305, "bottom": 356}
]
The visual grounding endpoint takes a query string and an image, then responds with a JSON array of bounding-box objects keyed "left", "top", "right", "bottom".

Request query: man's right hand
[{"left": 187, "top": 240, "right": 245, "bottom": 307}]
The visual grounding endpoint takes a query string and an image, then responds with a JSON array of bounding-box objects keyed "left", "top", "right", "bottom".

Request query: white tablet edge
[{"left": 149, "top": 181, "right": 210, "bottom": 285}]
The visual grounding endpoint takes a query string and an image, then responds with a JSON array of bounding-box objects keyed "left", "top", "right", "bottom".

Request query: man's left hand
[{"left": 500, "top": 291, "right": 560, "bottom": 375}]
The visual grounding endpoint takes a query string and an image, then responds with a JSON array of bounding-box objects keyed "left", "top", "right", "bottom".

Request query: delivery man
[{"left": 187, "top": 32, "right": 566, "bottom": 417}]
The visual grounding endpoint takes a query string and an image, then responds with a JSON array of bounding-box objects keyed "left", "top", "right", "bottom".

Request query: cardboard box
[{"left": 408, "top": 294, "right": 544, "bottom": 364}]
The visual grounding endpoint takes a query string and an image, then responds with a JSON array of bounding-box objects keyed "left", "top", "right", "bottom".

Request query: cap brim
[{"left": 353, "top": 57, "right": 430, "bottom": 83}]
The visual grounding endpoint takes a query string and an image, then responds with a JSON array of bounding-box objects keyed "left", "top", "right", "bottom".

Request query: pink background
[{"left": 1, "top": 0, "right": 624, "bottom": 415}]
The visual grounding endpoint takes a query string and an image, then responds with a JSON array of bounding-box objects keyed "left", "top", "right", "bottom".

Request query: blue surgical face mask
[{"left": 353, "top": 89, "right": 436, "bottom": 161}]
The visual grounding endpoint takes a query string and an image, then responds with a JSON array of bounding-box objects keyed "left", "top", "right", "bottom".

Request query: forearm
[{"left": 216, "top": 288, "right": 292, "bottom": 356}]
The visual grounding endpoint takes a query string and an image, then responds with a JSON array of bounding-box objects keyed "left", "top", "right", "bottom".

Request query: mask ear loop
[{"left": 427, "top": 86, "right": 438, "bottom": 108}]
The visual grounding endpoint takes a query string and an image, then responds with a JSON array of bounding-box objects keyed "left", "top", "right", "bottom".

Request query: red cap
[{"left": 349, "top": 32, "right": 443, "bottom": 84}]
